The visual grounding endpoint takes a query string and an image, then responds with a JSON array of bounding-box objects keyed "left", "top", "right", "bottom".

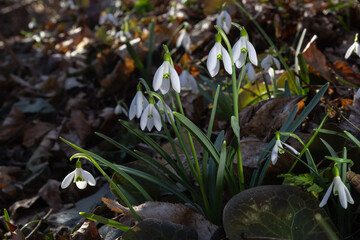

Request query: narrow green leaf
[
  {"left": 231, "top": 116, "right": 240, "bottom": 144},
  {"left": 80, "top": 212, "right": 130, "bottom": 231},
  {"left": 344, "top": 131, "right": 360, "bottom": 149},
  {"left": 214, "top": 141, "right": 227, "bottom": 224},
  {"left": 4, "top": 209, "right": 10, "bottom": 231}
]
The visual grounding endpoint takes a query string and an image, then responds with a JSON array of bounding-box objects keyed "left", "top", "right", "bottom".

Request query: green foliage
[
  {"left": 279, "top": 173, "right": 323, "bottom": 195},
  {"left": 135, "top": 0, "right": 154, "bottom": 15}
]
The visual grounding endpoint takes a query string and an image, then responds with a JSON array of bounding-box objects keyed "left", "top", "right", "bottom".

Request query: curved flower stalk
[
  {"left": 61, "top": 160, "right": 96, "bottom": 189},
  {"left": 157, "top": 100, "right": 174, "bottom": 123},
  {"left": 232, "top": 28, "right": 258, "bottom": 68},
  {"left": 114, "top": 101, "right": 128, "bottom": 117},
  {"left": 99, "top": 13, "right": 118, "bottom": 27},
  {"left": 207, "top": 33, "right": 232, "bottom": 77},
  {"left": 129, "top": 84, "right": 149, "bottom": 120},
  {"left": 216, "top": 10, "right": 231, "bottom": 34},
  {"left": 271, "top": 133, "right": 300, "bottom": 165},
  {"left": 140, "top": 97, "right": 162, "bottom": 131},
  {"left": 239, "top": 62, "right": 256, "bottom": 83},
  {"left": 261, "top": 54, "right": 281, "bottom": 72},
  {"left": 319, "top": 166, "right": 354, "bottom": 209},
  {"left": 153, "top": 50, "right": 181, "bottom": 94},
  {"left": 345, "top": 33, "right": 359, "bottom": 59},
  {"left": 176, "top": 23, "right": 191, "bottom": 52},
  {"left": 179, "top": 70, "right": 198, "bottom": 93}
]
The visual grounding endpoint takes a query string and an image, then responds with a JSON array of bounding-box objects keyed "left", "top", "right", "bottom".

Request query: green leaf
[
  {"left": 80, "top": 212, "right": 130, "bottom": 231},
  {"left": 173, "top": 112, "right": 220, "bottom": 164},
  {"left": 231, "top": 116, "right": 240, "bottom": 144},
  {"left": 223, "top": 185, "right": 338, "bottom": 240}
]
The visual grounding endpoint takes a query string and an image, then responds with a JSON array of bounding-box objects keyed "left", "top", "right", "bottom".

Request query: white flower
[
  {"left": 60, "top": 0, "right": 77, "bottom": 10},
  {"left": 232, "top": 30, "right": 258, "bottom": 68},
  {"left": 61, "top": 166, "right": 96, "bottom": 189},
  {"left": 239, "top": 63, "right": 256, "bottom": 83},
  {"left": 264, "top": 67, "right": 276, "bottom": 85},
  {"left": 271, "top": 139, "right": 300, "bottom": 165},
  {"left": 216, "top": 10, "right": 231, "bottom": 34},
  {"left": 207, "top": 42, "right": 232, "bottom": 77},
  {"left": 345, "top": 41, "right": 360, "bottom": 59},
  {"left": 140, "top": 99, "right": 162, "bottom": 131},
  {"left": 157, "top": 100, "right": 174, "bottom": 123},
  {"left": 114, "top": 103, "right": 128, "bottom": 117},
  {"left": 319, "top": 176, "right": 354, "bottom": 209},
  {"left": 261, "top": 54, "right": 281, "bottom": 72},
  {"left": 176, "top": 29, "right": 191, "bottom": 52},
  {"left": 99, "top": 13, "right": 118, "bottom": 27},
  {"left": 179, "top": 70, "right": 197, "bottom": 93},
  {"left": 129, "top": 91, "right": 149, "bottom": 120},
  {"left": 153, "top": 60, "right": 181, "bottom": 94},
  {"left": 115, "top": 30, "right": 132, "bottom": 42}
]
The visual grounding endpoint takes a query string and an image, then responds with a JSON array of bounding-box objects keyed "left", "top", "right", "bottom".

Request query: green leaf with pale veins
[{"left": 223, "top": 185, "right": 338, "bottom": 240}]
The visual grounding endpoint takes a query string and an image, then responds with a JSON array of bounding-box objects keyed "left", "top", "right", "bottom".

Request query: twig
[
  {"left": 25, "top": 208, "right": 53, "bottom": 240},
  {"left": 0, "top": 33, "right": 22, "bottom": 67},
  {"left": 0, "top": 0, "right": 38, "bottom": 15}
]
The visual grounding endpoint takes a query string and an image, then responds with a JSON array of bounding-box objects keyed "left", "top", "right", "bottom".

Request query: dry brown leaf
[
  {"left": 102, "top": 197, "right": 217, "bottom": 240},
  {"left": 0, "top": 166, "right": 22, "bottom": 201},
  {"left": 5, "top": 221, "right": 25, "bottom": 240},
  {"left": 71, "top": 220, "right": 102, "bottom": 240},
  {"left": 69, "top": 109, "right": 93, "bottom": 145},
  {"left": 23, "top": 120, "right": 54, "bottom": 147},
  {"left": 0, "top": 107, "right": 25, "bottom": 143},
  {"left": 38, "top": 179, "right": 62, "bottom": 212},
  {"left": 302, "top": 40, "right": 336, "bottom": 83},
  {"left": 333, "top": 61, "right": 360, "bottom": 86}
]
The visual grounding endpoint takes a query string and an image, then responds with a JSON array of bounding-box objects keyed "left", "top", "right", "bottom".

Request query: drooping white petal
[
  {"left": 344, "top": 185, "right": 354, "bottom": 204},
  {"left": 319, "top": 181, "right": 334, "bottom": 207},
  {"left": 152, "top": 107, "right": 162, "bottom": 131},
  {"left": 160, "top": 78, "right": 170, "bottom": 94},
  {"left": 81, "top": 169, "right": 96, "bottom": 186},
  {"left": 76, "top": 181, "right": 87, "bottom": 189},
  {"left": 153, "top": 62, "right": 165, "bottom": 91},
  {"left": 334, "top": 177, "right": 348, "bottom": 209},
  {"left": 245, "top": 63, "right": 256, "bottom": 83},
  {"left": 345, "top": 42, "right": 356, "bottom": 59},
  {"left": 183, "top": 33, "right": 191, "bottom": 52},
  {"left": 355, "top": 42, "right": 360, "bottom": 56},
  {"left": 246, "top": 40, "right": 258, "bottom": 66},
  {"left": 232, "top": 39, "right": 241, "bottom": 67},
  {"left": 129, "top": 95, "right": 137, "bottom": 120},
  {"left": 221, "top": 46, "right": 232, "bottom": 75},
  {"left": 61, "top": 170, "right": 75, "bottom": 189},
  {"left": 135, "top": 91, "right": 143, "bottom": 118},
  {"left": 207, "top": 44, "right": 219, "bottom": 77},
  {"left": 273, "top": 57, "right": 281, "bottom": 70},
  {"left": 170, "top": 65, "right": 181, "bottom": 93},
  {"left": 140, "top": 105, "right": 149, "bottom": 130},
  {"left": 176, "top": 31, "right": 185, "bottom": 48},
  {"left": 282, "top": 142, "right": 300, "bottom": 155},
  {"left": 271, "top": 141, "right": 279, "bottom": 165}
]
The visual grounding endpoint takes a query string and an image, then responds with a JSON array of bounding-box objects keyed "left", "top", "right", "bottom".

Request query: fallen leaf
[
  {"left": 102, "top": 198, "right": 217, "bottom": 240},
  {"left": 71, "top": 220, "right": 102, "bottom": 240},
  {"left": 23, "top": 120, "right": 54, "bottom": 147},
  {"left": 333, "top": 61, "right": 360, "bottom": 86},
  {"left": 69, "top": 109, "right": 93, "bottom": 145},
  {"left": 38, "top": 179, "right": 62, "bottom": 212},
  {"left": 0, "top": 107, "right": 25, "bottom": 143}
]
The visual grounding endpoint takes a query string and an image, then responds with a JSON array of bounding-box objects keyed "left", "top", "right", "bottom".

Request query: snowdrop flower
[
  {"left": 60, "top": 0, "right": 77, "bottom": 10},
  {"left": 157, "top": 100, "right": 174, "bottom": 123},
  {"left": 61, "top": 160, "right": 96, "bottom": 189},
  {"left": 271, "top": 133, "right": 300, "bottom": 165},
  {"left": 232, "top": 29, "right": 258, "bottom": 68},
  {"left": 140, "top": 98, "right": 162, "bottom": 131},
  {"left": 264, "top": 67, "right": 276, "bottom": 85},
  {"left": 153, "top": 52, "right": 181, "bottom": 94},
  {"left": 129, "top": 85, "right": 149, "bottom": 120},
  {"left": 216, "top": 10, "right": 231, "bottom": 34},
  {"left": 207, "top": 33, "right": 232, "bottom": 77},
  {"left": 99, "top": 13, "right": 118, "bottom": 27},
  {"left": 114, "top": 101, "right": 128, "bottom": 117},
  {"left": 319, "top": 166, "right": 354, "bottom": 209},
  {"left": 261, "top": 54, "right": 281, "bottom": 72},
  {"left": 115, "top": 30, "right": 132, "bottom": 42},
  {"left": 179, "top": 70, "right": 197, "bottom": 93},
  {"left": 176, "top": 29, "right": 191, "bottom": 52},
  {"left": 239, "top": 62, "right": 256, "bottom": 83},
  {"left": 345, "top": 33, "right": 360, "bottom": 59}
]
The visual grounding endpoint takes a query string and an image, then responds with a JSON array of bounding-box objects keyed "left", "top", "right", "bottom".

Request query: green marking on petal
[
  {"left": 217, "top": 54, "right": 222, "bottom": 60},
  {"left": 163, "top": 73, "right": 170, "bottom": 79},
  {"left": 148, "top": 114, "right": 153, "bottom": 118}
]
